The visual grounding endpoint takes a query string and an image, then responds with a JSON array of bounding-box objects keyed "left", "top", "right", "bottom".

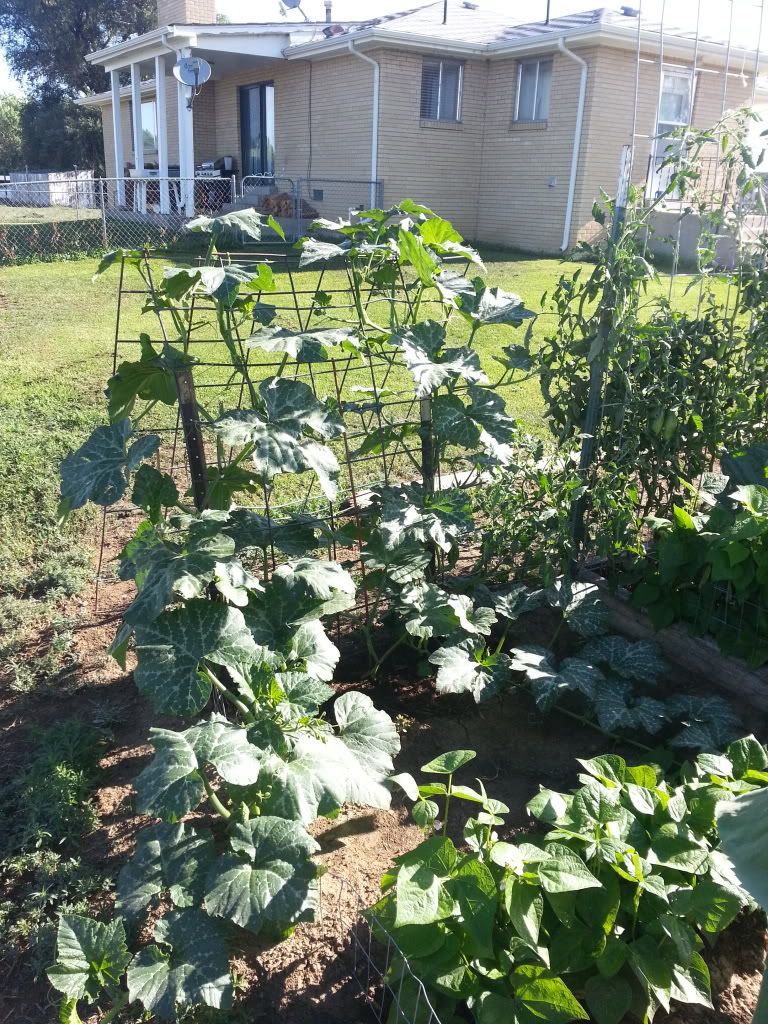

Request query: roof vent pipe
[
  {"left": 324, "top": 1, "right": 332, "bottom": 22},
  {"left": 620, "top": 5, "right": 639, "bottom": 16}
]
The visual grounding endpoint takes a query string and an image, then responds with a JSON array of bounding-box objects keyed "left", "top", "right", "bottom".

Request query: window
[
  {"left": 514, "top": 58, "right": 552, "bottom": 122},
  {"left": 658, "top": 70, "right": 692, "bottom": 127},
  {"left": 648, "top": 69, "right": 694, "bottom": 199},
  {"left": 141, "top": 100, "right": 158, "bottom": 153},
  {"left": 420, "top": 58, "right": 463, "bottom": 122}
]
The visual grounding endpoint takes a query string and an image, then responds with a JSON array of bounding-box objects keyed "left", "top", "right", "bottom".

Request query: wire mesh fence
[
  {"left": 313, "top": 872, "right": 444, "bottom": 1024},
  {"left": 0, "top": 174, "right": 383, "bottom": 263}
]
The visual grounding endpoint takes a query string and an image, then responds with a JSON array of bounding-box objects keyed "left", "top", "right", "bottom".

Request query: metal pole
[
  {"left": 569, "top": 144, "right": 632, "bottom": 571},
  {"left": 99, "top": 179, "right": 108, "bottom": 249},
  {"left": 420, "top": 396, "right": 434, "bottom": 498},
  {"left": 175, "top": 367, "right": 209, "bottom": 511}
]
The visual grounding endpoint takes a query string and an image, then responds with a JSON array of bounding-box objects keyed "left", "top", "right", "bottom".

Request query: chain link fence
[{"left": 0, "top": 174, "right": 383, "bottom": 264}]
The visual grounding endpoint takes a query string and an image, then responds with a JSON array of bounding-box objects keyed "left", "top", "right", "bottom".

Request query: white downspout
[
  {"left": 347, "top": 39, "right": 380, "bottom": 209},
  {"left": 557, "top": 37, "right": 587, "bottom": 252}
]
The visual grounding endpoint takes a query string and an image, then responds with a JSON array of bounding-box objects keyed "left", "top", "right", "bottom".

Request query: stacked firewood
[{"left": 257, "top": 192, "right": 319, "bottom": 218}]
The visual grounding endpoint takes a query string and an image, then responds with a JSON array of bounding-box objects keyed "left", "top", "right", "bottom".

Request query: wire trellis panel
[
  {"left": 93, "top": 246, "right": 480, "bottom": 618},
  {"left": 310, "top": 872, "right": 444, "bottom": 1024}
]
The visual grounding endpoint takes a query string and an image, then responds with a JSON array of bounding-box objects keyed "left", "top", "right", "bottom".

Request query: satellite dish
[{"left": 173, "top": 57, "right": 212, "bottom": 87}]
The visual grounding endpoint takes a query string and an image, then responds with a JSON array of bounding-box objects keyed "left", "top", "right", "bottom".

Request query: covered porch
[{"left": 83, "top": 23, "right": 306, "bottom": 216}]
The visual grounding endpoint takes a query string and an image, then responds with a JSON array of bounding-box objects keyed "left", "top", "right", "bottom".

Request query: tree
[
  {"left": 0, "top": 0, "right": 157, "bottom": 96},
  {"left": 0, "top": 92, "right": 23, "bottom": 171},
  {"left": 19, "top": 88, "right": 105, "bottom": 173}
]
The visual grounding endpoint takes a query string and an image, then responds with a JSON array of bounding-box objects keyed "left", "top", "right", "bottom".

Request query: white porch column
[
  {"left": 176, "top": 49, "right": 195, "bottom": 217},
  {"left": 110, "top": 70, "right": 125, "bottom": 205},
  {"left": 130, "top": 63, "right": 146, "bottom": 213},
  {"left": 154, "top": 55, "right": 170, "bottom": 214}
]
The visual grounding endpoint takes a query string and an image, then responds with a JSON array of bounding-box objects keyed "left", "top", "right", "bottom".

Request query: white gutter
[
  {"left": 557, "top": 37, "right": 588, "bottom": 252},
  {"left": 347, "top": 39, "right": 380, "bottom": 208}
]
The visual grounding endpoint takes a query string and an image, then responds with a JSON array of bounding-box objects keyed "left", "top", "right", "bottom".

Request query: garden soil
[{"left": 1, "top": 539, "right": 766, "bottom": 1023}]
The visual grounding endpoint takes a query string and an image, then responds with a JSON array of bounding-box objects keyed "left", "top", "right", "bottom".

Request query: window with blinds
[
  {"left": 514, "top": 58, "right": 553, "bottom": 122},
  {"left": 420, "top": 57, "right": 464, "bottom": 121}
]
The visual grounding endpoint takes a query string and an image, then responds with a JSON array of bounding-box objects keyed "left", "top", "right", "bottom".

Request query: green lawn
[
  {"left": 0, "top": 247, "right": 726, "bottom": 591},
  {"left": 0, "top": 204, "right": 101, "bottom": 224}
]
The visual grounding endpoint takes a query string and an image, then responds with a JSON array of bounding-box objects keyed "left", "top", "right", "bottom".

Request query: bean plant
[
  {"left": 376, "top": 739, "right": 768, "bottom": 1024},
  {"left": 632, "top": 480, "right": 768, "bottom": 667}
]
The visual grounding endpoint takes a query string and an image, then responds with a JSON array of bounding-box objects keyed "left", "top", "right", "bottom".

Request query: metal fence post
[
  {"left": 420, "top": 396, "right": 435, "bottom": 497},
  {"left": 175, "top": 366, "right": 209, "bottom": 511},
  {"left": 99, "top": 180, "right": 109, "bottom": 250},
  {"left": 569, "top": 144, "right": 632, "bottom": 572}
]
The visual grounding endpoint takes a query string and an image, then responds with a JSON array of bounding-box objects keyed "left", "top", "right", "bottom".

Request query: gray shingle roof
[{"left": 350, "top": 3, "right": 744, "bottom": 50}]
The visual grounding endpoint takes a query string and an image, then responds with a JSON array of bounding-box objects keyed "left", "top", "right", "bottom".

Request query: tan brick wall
[
  {"left": 157, "top": 0, "right": 215, "bottom": 25},
  {"left": 94, "top": 42, "right": 758, "bottom": 248},
  {"left": 211, "top": 54, "right": 376, "bottom": 218},
  {"left": 475, "top": 49, "right": 593, "bottom": 252},
  {"left": 376, "top": 50, "right": 487, "bottom": 239},
  {"left": 572, "top": 49, "right": 755, "bottom": 247}
]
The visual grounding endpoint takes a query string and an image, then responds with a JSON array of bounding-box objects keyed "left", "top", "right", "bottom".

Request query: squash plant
[
  {"left": 376, "top": 738, "right": 768, "bottom": 1024},
  {"left": 49, "top": 208, "right": 406, "bottom": 1021},
  {"left": 47, "top": 201, "right": 539, "bottom": 1019}
]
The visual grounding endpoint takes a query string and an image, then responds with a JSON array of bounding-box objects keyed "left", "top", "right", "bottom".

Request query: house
[{"left": 78, "top": 0, "right": 768, "bottom": 254}]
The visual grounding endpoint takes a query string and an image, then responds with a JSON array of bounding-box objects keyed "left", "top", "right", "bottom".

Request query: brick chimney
[{"left": 157, "top": 0, "right": 216, "bottom": 24}]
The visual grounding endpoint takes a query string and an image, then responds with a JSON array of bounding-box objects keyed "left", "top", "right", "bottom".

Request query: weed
[
  {"left": 0, "top": 850, "right": 113, "bottom": 975},
  {"left": 0, "top": 719, "right": 109, "bottom": 859}
]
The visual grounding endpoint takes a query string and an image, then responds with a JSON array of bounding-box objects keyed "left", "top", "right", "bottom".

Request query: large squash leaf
[
  {"left": 134, "top": 715, "right": 261, "bottom": 820},
  {"left": 133, "top": 601, "right": 259, "bottom": 716},
  {"left": 59, "top": 419, "right": 160, "bottom": 519},
  {"left": 127, "top": 908, "right": 233, "bottom": 1018},
  {"left": 116, "top": 823, "right": 215, "bottom": 924},
  {"left": 390, "top": 321, "right": 487, "bottom": 397},
  {"left": 204, "top": 817, "right": 319, "bottom": 934},
  {"left": 47, "top": 916, "right": 131, "bottom": 1002}
]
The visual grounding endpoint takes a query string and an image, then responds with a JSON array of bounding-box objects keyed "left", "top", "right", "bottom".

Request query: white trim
[
  {"left": 347, "top": 40, "right": 380, "bottom": 208},
  {"left": 110, "top": 70, "right": 125, "bottom": 204},
  {"left": 131, "top": 64, "right": 145, "bottom": 182},
  {"left": 155, "top": 56, "right": 170, "bottom": 213},
  {"left": 176, "top": 47, "right": 195, "bottom": 216},
  {"left": 78, "top": 79, "right": 156, "bottom": 107}
]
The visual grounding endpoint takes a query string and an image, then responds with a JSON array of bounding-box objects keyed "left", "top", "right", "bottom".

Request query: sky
[{"left": 1, "top": 0, "right": 767, "bottom": 96}]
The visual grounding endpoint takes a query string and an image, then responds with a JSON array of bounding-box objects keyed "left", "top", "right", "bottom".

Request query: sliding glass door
[{"left": 239, "top": 82, "right": 275, "bottom": 177}]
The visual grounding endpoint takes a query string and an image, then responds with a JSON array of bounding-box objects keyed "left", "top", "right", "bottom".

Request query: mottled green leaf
[
  {"left": 204, "top": 817, "right": 319, "bottom": 934},
  {"left": 429, "top": 639, "right": 512, "bottom": 703},
  {"left": 134, "top": 601, "right": 258, "bottom": 716},
  {"left": 116, "top": 823, "right": 215, "bottom": 924},
  {"left": 47, "top": 916, "right": 130, "bottom": 1002},
  {"left": 126, "top": 908, "right": 232, "bottom": 1017},
  {"left": 59, "top": 419, "right": 160, "bottom": 517}
]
